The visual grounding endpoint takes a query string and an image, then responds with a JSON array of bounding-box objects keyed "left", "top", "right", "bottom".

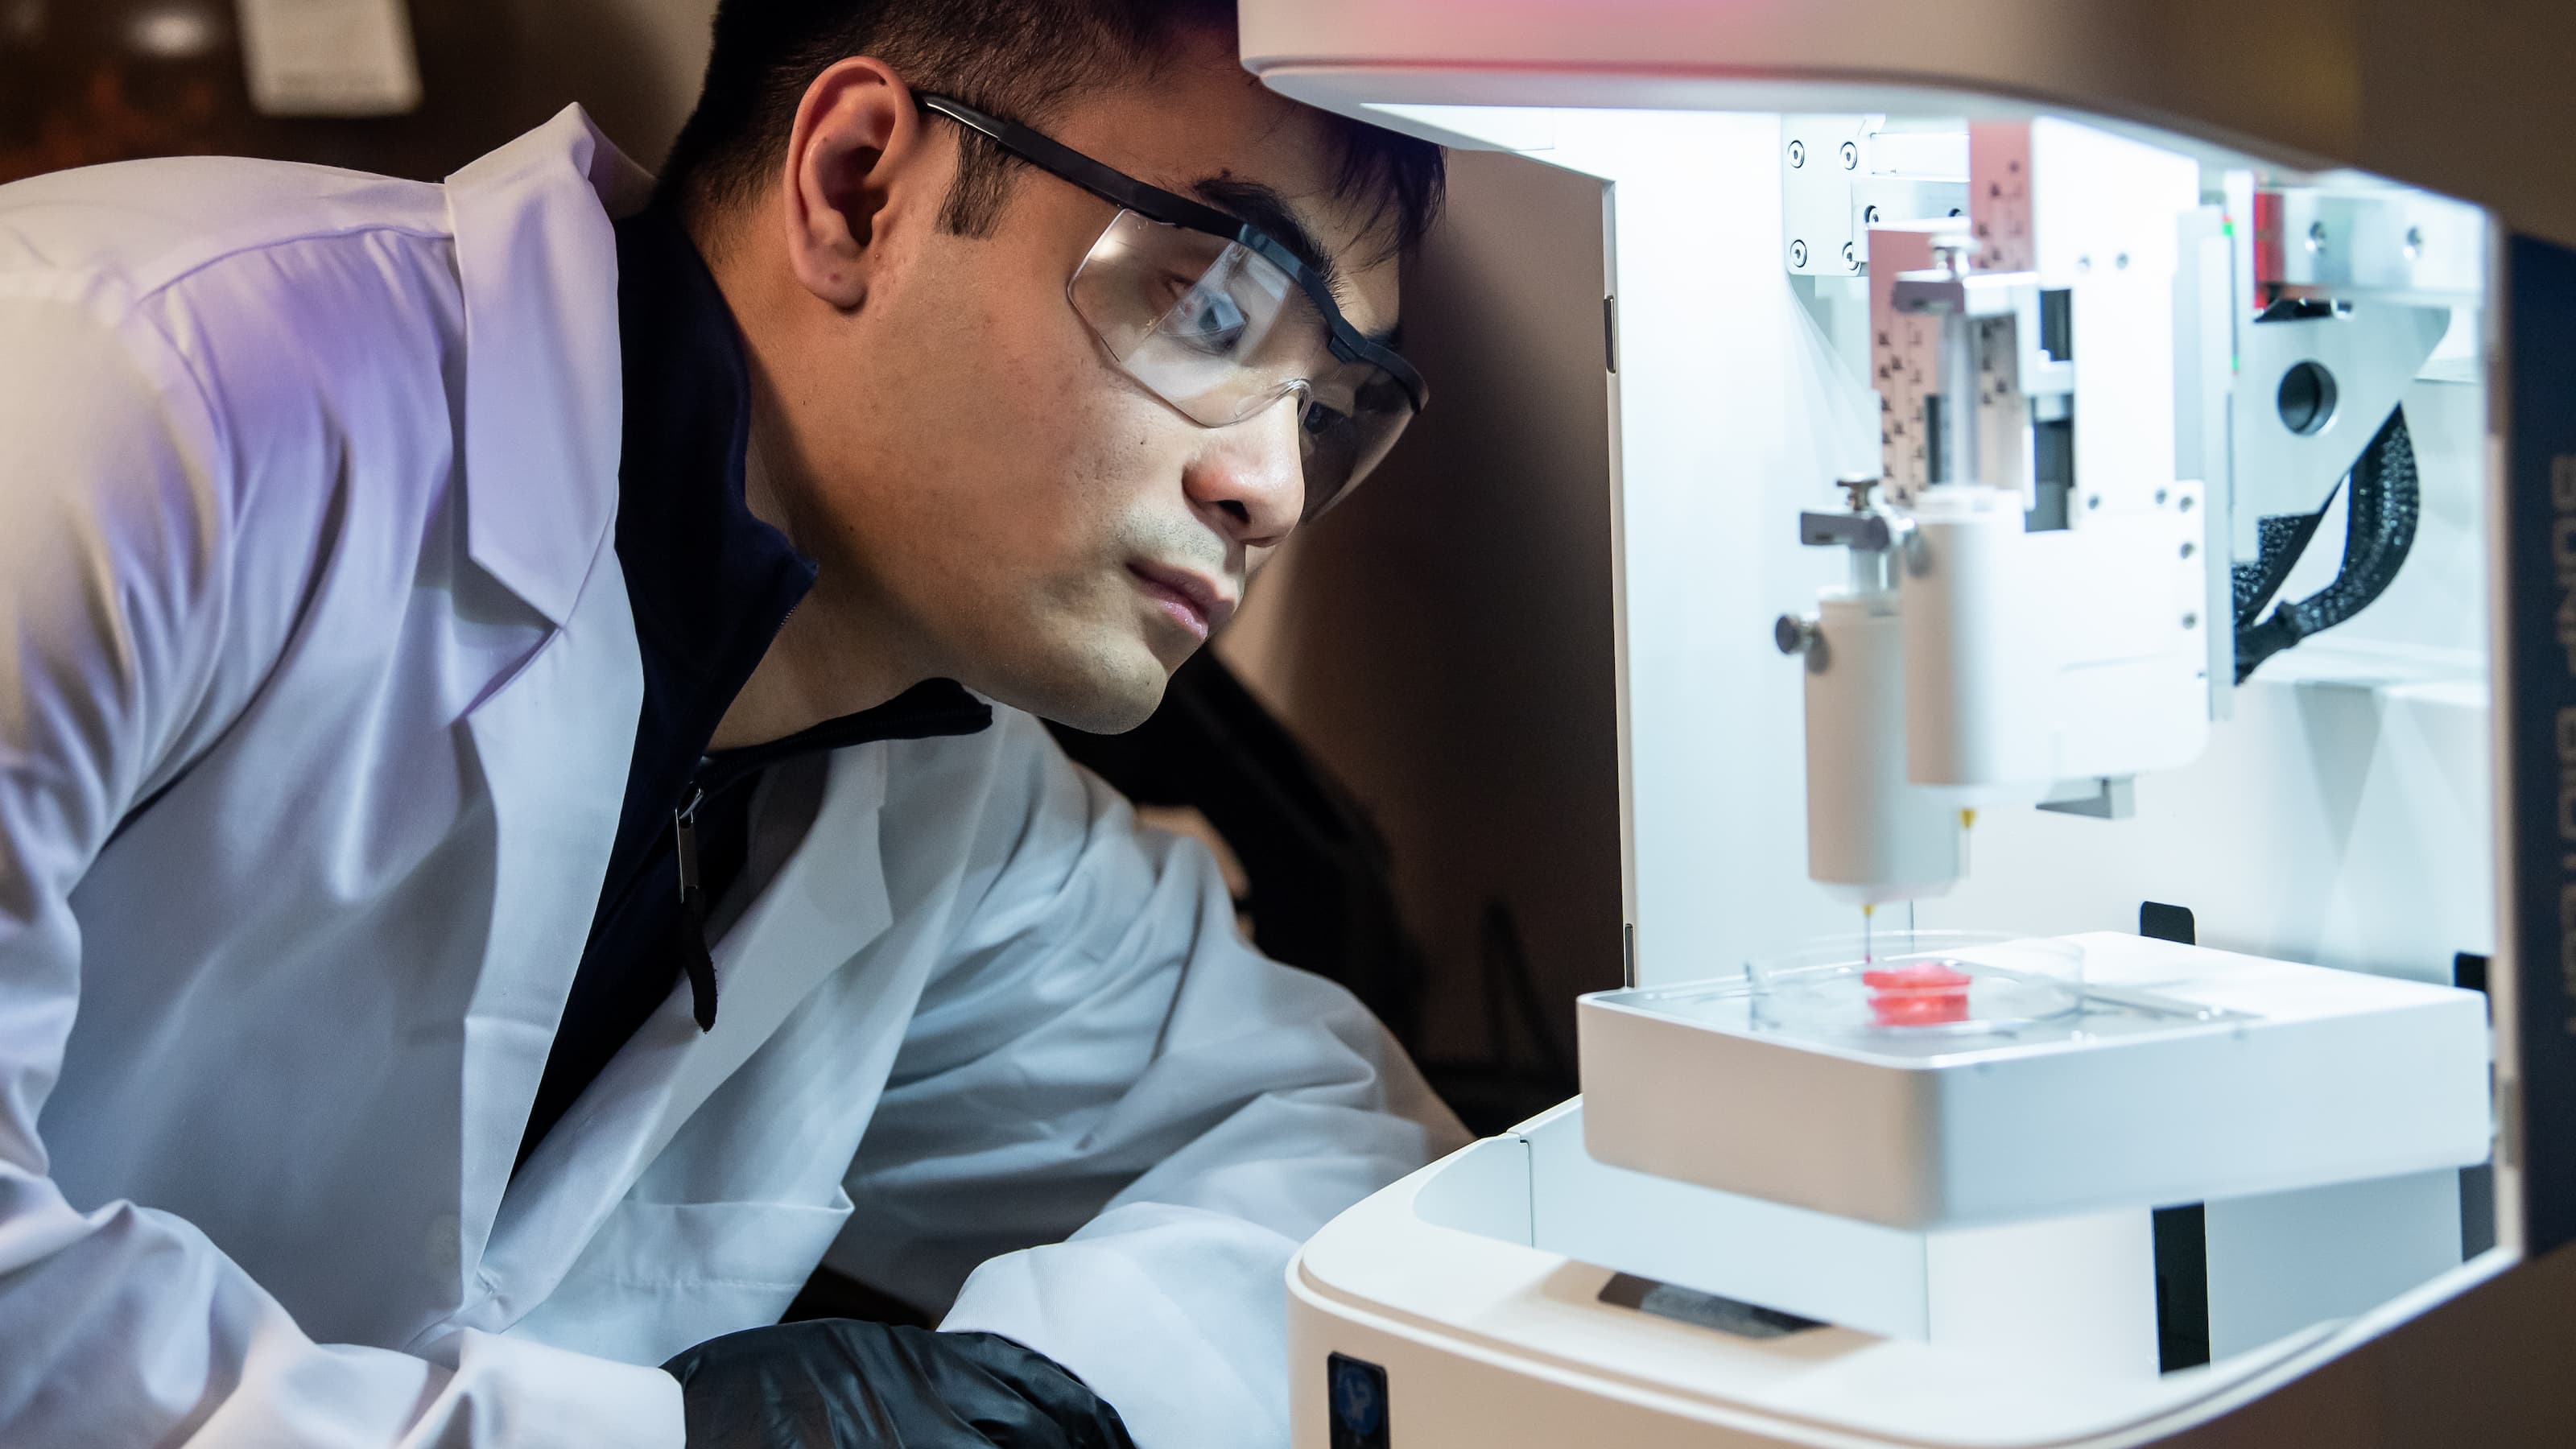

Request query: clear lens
[{"left": 1069, "top": 209, "right": 1414, "bottom": 520}]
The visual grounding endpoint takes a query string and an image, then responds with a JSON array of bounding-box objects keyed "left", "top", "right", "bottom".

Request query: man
[{"left": 0, "top": 2, "right": 1463, "bottom": 1444}]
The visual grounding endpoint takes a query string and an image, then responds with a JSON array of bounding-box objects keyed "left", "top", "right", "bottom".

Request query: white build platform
[{"left": 1579, "top": 934, "right": 2491, "bottom": 1228}]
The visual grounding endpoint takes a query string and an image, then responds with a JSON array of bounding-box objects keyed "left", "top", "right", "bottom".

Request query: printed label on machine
[{"left": 2508, "top": 231, "right": 2576, "bottom": 1253}]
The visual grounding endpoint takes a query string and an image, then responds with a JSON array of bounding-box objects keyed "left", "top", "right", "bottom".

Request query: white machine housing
[{"left": 1244, "top": 2, "right": 2576, "bottom": 1447}]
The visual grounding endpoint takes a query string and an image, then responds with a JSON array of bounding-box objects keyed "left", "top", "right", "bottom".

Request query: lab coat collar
[{"left": 444, "top": 106, "right": 654, "bottom": 627}]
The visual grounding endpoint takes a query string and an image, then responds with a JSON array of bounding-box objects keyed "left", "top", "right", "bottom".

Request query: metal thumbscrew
[
  {"left": 1787, "top": 139, "right": 1806, "bottom": 167},
  {"left": 1842, "top": 242, "right": 1857, "bottom": 269},
  {"left": 1839, "top": 141, "right": 1858, "bottom": 170},
  {"left": 1790, "top": 239, "right": 1810, "bottom": 267},
  {"left": 1864, "top": 204, "right": 1882, "bottom": 224},
  {"left": 1775, "top": 615, "right": 1827, "bottom": 671}
]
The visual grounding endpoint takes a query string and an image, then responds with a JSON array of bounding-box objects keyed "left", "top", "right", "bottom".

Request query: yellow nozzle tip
[{"left": 1959, "top": 808, "right": 1978, "bottom": 830}]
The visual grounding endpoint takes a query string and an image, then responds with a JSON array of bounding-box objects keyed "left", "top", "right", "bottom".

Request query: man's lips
[{"left": 1127, "top": 561, "right": 1237, "bottom": 641}]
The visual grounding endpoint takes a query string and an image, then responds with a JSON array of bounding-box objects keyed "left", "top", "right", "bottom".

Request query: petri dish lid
[{"left": 1748, "top": 930, "right": 2085, "bottom": 1042}]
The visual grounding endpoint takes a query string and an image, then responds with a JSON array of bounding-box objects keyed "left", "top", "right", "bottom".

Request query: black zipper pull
[
  {"left": 674, "top": 786, "right": 716, "bottom": 1032},
  {"left": 674, "top": 786, "right": 704, "bottom": 902}
]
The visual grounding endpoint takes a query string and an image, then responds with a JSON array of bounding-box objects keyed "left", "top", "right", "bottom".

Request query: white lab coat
[{"left": 0, "top": 108, "right": 1463, "bottom": 1449}]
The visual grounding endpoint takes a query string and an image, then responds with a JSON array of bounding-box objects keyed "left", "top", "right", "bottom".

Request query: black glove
[{"left": 662, "top": 1319, "right": 1138, "bottom": 1449}]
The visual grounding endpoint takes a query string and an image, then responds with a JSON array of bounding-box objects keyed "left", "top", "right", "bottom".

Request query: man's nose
[{"left": 1183, "top": 391, "right": 1305, "bottom": 548}]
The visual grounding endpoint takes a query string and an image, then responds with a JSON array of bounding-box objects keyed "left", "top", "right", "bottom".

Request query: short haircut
[{"left": 658, "top": 1, "right": 1444, "bottom": 263}]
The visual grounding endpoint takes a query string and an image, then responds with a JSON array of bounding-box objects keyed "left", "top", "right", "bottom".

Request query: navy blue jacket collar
[{"left": 612, "top": 204, "right": 818, "bottom": 747}]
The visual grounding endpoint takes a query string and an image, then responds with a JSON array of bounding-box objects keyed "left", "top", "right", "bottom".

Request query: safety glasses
[{"left": 918, "top": 93, "right": 1427, "bottom": 523}]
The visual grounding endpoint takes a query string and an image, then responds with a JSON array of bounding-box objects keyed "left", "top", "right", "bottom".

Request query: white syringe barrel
[
  {"left": 1899, "top": 486, "right": 2047, "bottom": 791},
  {"left": 1804, "top": 590, "right": 1961, "bottom": 903}
]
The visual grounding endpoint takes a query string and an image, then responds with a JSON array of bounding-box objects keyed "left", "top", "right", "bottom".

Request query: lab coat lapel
[
  {"left": 438, "top": 106, "right": 651, "bottom": 1278},
  {"left": 469, "top": 747, "right": 900, "bottom": 1327},
  {"left": 452, "top": 562, "right": 643, "bottom": 1287},
  {"left": 444, "top": 105, "right": 651, "bottom": 627}
]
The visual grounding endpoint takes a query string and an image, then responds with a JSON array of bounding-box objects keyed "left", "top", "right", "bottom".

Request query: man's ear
[{"left": 774, "top": 57, "right": 940, "bottom": 311}]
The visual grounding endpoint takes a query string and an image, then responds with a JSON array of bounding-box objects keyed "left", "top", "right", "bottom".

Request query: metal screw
[
  {"left": 2154, "top": 487, "right": 2169, "bottom": 506},
  {"left": 2181, "top": 541, "right": 2198, "bottom": 559},
  {"left": 2306, "top": 221, "right": 2328, "bottom": 254},
  {"left": 1864, "top": 204, "right": 1882, "bottom": 224},
  {"left": 1790, "top": 239, "right": 1809, "bottom": 267},
  {"left": 2115, "top": 252, "right": 2131, "bottom": 270},
  {"left": 2178, "top": 493, "right": 2196, "bottom": 513},
  {"left": 1787, "top": 139, "right": 1806, "bottom": 168},
  {"left": 2076, "top": 255, "right": 2092, "bottom": 273},
  {"left": 2085, "top": 493, "right": 2103, "bottom": 511},
  {"left": 1842, "top": 242, "right": 1857, "bottom": 269},
  {"left": 2182, "top": 612, "right": 2200, "bottom": 630},
  {"left": 2405, "top": 226, "right": 2425, "bottom": 260},
  {"left": 1839, "top": 141, "right": 1859, "bottom": 170}
]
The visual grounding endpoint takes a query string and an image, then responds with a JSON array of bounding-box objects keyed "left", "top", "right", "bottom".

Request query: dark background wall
[
  {"left": 1217, "top": 147, "right": 1623, "bottom": 1121},
  {"left": 1, "top": 0, "right": 713, "bottom": 184}
]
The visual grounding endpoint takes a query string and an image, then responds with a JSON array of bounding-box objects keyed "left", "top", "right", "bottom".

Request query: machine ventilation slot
[
  {"left": 2139, "top": 900, "right": 2212, "bottom": 1373},
  {"left": 2039, "top": 287, "right": 2074, "bottom": 361}
]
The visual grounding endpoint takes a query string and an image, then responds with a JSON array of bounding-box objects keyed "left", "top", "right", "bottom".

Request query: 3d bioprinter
[{"left": 1236, "top": 2, "right": 2576, "bottom": 1444}]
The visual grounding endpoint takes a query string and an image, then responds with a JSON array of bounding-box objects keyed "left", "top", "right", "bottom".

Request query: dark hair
[{"left": 658, "top": 1, "right": 1444, "bottom": 261}]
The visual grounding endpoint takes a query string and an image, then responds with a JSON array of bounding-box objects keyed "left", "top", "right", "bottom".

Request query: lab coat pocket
[{"left": 506, "top": 1190, "right": 855, "bottom": 1366}]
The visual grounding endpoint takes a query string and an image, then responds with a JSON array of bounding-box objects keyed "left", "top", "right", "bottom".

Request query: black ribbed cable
[{"left": 2231, "top": 407, "right": 2419, "bottom": 684}]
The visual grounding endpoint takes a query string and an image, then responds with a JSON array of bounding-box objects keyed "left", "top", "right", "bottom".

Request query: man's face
[{"left": 758, "top": 38, "right": 1402, "bottom": 733}]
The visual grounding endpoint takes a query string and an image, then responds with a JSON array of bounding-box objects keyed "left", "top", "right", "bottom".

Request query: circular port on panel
[{"left": 2277, "top": 361, "right": 2339, "bottom": 436}]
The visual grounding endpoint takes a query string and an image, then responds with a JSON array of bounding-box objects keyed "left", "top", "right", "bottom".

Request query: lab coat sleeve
[
  {"left": 0, "top": 289, "right": 680, "bottom": 1445},
  {"left": 836, "top": 710, "right": 1471, "bottom": 1449}
]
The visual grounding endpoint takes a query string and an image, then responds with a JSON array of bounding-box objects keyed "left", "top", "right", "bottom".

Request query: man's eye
[{"left": 1164, "top": 283, "right": 1249, "bottom": 355}]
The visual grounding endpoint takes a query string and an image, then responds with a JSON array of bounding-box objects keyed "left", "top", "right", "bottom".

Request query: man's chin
[
  {"left": 1044, "top": 685, "right": 1166, "bottom": 735},
  {"left": 983, "top": 645, "right": 1175, "bottom": 735}
]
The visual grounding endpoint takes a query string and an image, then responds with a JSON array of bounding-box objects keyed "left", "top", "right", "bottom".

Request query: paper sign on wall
[{"left": 236, "top": 0, "right": 422, "bottom": 118}]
